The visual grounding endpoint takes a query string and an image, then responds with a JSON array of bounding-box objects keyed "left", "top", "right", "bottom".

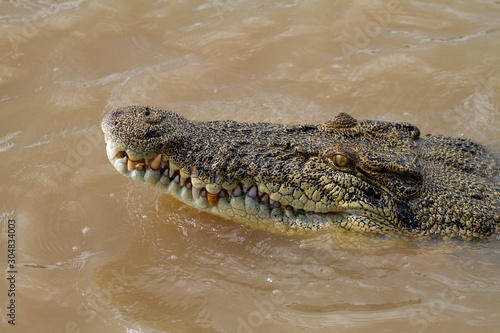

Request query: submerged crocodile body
[{"left": 102, "top": 106, "right": 499, "bottom": 241}]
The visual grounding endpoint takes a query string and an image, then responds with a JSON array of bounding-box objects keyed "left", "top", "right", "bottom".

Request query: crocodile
[{"left": 101, "top": 105, "right": 499, "bottom": 241}]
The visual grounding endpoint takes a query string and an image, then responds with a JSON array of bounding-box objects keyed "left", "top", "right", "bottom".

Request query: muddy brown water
[{"left": 1, "top": 0, "right": 499, "bottom": 332}]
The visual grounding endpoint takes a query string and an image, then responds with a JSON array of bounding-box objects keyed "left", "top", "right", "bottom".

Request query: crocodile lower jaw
[{"left": 105, "top": 139, "right": 360, "bottom": 230}]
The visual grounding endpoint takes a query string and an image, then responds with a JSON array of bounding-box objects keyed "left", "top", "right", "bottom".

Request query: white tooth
[
  {"left": 120, "top": 156, "right": 127, "bottom": 164},
  {"left": 247, "top": 186, "right": 257, "bottom": 199},
  {"left": 150, "top": 154, "right": 162, "bottom": 170},
  {"left": 192, "top": 187, "right": 201, "bottom": 199},
  {"left": 168, "top": 169, "right": 175, "bottom": 178},
  {"left": 161, "top": 161, "right": 167, "bottom": 170},
  {"left": 174, "top": 175, "right": 180, "bottom": 183},
  {"left": 269, "top": 199, "right": 275, "bottom": 205},
  {"left": 233, "top": 185, "right": 242, "bottom": 197}
]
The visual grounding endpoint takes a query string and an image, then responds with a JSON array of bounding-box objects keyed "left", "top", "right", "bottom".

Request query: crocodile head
[{"left": 102, "top": 105, "right": 499, "bottom": 240}]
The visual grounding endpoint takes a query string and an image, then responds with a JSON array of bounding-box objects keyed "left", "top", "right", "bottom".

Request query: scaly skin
[{"left": 101, "top": 105, "right": 499, "bottom": 240}]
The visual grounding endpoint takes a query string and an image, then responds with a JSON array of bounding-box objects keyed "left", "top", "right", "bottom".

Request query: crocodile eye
[
  {"left": 321, "top": 148, "right": 356, "bottom": 171},
  {"left": 333, "top": 154, "right": 351, "bottom": 168}
]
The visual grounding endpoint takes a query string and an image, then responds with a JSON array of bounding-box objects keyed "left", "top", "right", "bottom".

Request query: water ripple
[{"left": 0, "top": 130, "right": 21, "bottom": 153}]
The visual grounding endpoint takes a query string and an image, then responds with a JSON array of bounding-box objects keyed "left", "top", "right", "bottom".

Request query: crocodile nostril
[{"left": 137, "top": 106, "right": 151, "bottom": 117}]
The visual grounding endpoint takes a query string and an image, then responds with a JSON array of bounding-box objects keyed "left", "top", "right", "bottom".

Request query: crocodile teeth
[
  {"left": 247, "top": 186, "right": 257, "bottom": 199},
  {"left": 192, "top": 187, "right": 201, "bottom": 200},
  {"left": 107, "top": 145, "right": 300, "bottom": 214},
  {"left": 207, "top": 193, "right": 218, "bottom": 206},
  {"left": 150, "top": 154, "right": 162, "bottom": 170},
  {"left": 233, "top": 185, "right": 242, "bottom": 197},
  {"left": 127, "top": 159, "right": 136, "bottom": 172}
]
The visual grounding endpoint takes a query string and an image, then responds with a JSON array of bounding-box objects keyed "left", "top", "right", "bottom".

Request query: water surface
[{"left": 0, "top": 0, "right": 499, "bottom": 332}]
